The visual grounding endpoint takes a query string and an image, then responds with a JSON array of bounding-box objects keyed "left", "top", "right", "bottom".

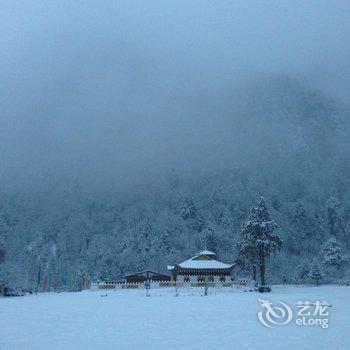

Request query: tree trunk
[
  {"left": 35, "top": 263, "right": 41, "bottom": 295},
  {"left": 259, "top": 246, "right": 266, "bottom": 286},
  {"left": 252, "top": 264, "right": 257, "bottom": 282},
  {"left": 43, "top": 276, "right": 48, "bottom": 292}
]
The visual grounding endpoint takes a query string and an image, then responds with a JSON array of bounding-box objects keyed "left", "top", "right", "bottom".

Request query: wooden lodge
[
  {"left": 92, "top": 250, "right": 235, "bottom": 290},
  {"left": 167, "top": 250, "right": 235, "bottom": 285}
]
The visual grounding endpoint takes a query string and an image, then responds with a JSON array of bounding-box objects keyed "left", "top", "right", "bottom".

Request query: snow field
[{"left": 1, "top": 285, "right": 349, "bottom": 350}]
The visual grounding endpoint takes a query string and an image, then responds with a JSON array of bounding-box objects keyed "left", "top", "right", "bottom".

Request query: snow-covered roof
[
  {"left": 167, "top": 251, "right": 234, "bottom": 270},
  {"left": 177, "top": 259, "right": 233, "bottom": 269},
  {"left": 196, "top": 250, "right": 216, "bottom": 256}
]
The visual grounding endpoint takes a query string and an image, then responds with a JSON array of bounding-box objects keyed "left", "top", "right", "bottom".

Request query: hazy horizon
[{"left": 1, "top": 1, "right": 350, "bottom": 194}]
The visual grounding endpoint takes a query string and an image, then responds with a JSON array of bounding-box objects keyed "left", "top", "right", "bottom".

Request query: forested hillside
[{"left": 1, "top": 77, "right": 349, "bottom": 290}]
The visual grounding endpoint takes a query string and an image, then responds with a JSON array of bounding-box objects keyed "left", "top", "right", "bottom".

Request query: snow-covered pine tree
[
  {"left": 236, "top": 197, "right": 282, "bottom": 290},
  {"left": 308, "top": 259, "right": 324, "bottom": 285},
  {"left": 201, "top": 225, "right": 218, "bottom": 253},
  {"left": 321, "top": 238, "right": 346, "bottom": 269},
  {"left": 326, "top": 197, "right": 345, "bottom": 237},
  {"left": 178, "top": 196, "right": 197, "bottom": 220},
  {"left": 293, "top": 203, "right": 308, "bottom": 235},
  {"left": 149, "top": 230, "right": 173, "bottom": 271},
  {"left": 296, "top": 261, "right": 311, "bottom": 282},
  {"left": 236, "top": 237, "right": 258, "bottom": 282}
]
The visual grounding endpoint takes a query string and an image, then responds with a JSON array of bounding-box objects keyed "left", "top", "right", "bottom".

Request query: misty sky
[{"left": 1, "top": 1, "right": 350, "bottom": 192}]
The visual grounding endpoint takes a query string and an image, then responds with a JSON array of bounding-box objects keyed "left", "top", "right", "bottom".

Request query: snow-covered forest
[
  {"left": 1, "top": 77, "right": 349, "bottom": 290},
  {"left": 1, "top": 2, "right": 350, "bottom": 291}
]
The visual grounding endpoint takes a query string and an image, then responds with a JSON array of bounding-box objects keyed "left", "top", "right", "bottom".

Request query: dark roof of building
[{"left": 123, "top": 270, "right": 170, "bottom": 278}]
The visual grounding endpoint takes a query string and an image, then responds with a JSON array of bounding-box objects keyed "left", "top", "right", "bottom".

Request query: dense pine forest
[{"left": 1, "top": 77, "right": 349, "bottom": 290}]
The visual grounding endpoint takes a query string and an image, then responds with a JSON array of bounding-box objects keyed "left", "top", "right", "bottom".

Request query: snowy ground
[{"left": 1, "top": 285, "right": 349, "bottom": 350}]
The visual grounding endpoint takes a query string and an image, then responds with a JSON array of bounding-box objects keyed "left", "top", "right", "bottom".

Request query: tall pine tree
[{"left": 237, "top": 197, "right": 282, "bottom": 290}]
